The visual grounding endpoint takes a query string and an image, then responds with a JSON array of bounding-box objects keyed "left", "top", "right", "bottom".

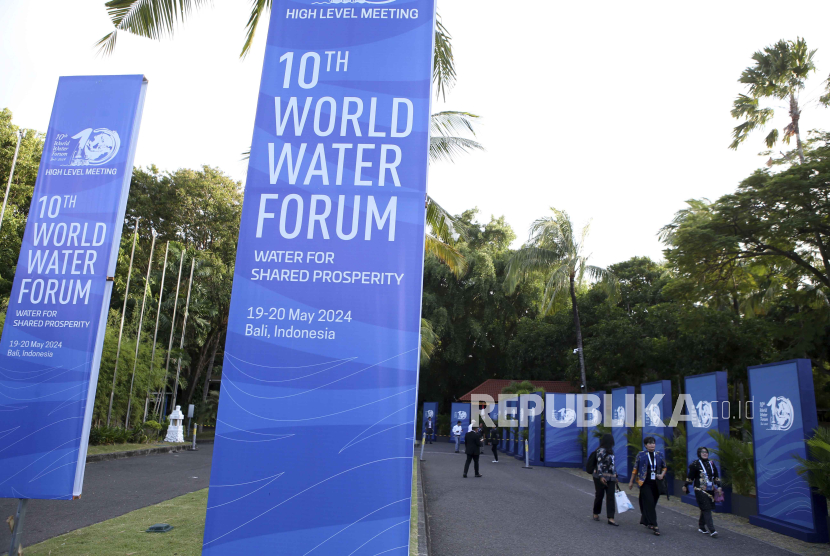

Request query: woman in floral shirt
[{"left": 592, "top": 433, "right": 619, "bottom": 525}]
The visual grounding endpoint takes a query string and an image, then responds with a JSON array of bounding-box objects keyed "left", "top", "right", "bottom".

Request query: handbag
[
  {"left": 614, "top": 485, "right": 634, "bottom": 514},
  {"left": 713, "top": 489, "right": 724, "bottom": 503}
]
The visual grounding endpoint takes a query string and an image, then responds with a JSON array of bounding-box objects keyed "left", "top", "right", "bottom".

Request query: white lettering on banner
[{"left": 256, "top": 194, "right": 396, "bottom": 241}]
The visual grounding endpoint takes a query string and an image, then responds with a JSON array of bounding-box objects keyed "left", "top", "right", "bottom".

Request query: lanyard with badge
[
  {"left": 648, "top": 452, "right": 656, "bottom": 480},
  {"left": 698, "top": 459, "right": 713, "bottom": 490}
]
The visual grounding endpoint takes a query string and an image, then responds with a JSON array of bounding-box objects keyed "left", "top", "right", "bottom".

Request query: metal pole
[
  {"left": 419, "top": 435, "right": 426, "bottom": 461},
  {"left": 154, "top": 248, "right": 184, "bottom": 420},
  {"left": 523, "top": 439, "right": 532, "bottom": 469},
  {"left": 171, "top": 258, "right": 195, "bottom": 410},
  {"left": 0, "top": 130, "right": 23, "bottom": 234},
  {"left": 107, "top": 218, "right": 139, "bottom": 427},
  {"left": 7, "top": 498, "right": 28, "bottom": 556},
  {"left": 125, "top": 232, "right": 156, "bottom": 429},
  {"left": 144, "top": 241, "right": 169, "bottom": 422}
]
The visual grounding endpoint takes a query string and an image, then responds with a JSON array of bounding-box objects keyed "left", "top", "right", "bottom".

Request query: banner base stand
[{"left": 749, "top": 514, "right": 829, "bottom": 543}]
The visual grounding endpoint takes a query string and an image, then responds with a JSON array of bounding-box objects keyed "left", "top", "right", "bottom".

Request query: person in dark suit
[
  {"left": 463, "top": 425, "right": 483, "bottom": 478},
  {"left": 488, "top": 427, "right": 500, "bottom": 462}
]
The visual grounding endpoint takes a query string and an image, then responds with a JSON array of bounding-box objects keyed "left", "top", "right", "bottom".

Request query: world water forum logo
[
  {"left": 760, "top": 396, "right": 795, "bottom": 431},
  {"left": 644, "top": 403, "right": 662, "bottom": 427},
  {"left": 693, "top": 401, "right": 713, "bottom": 428},
  {"left": 552, "top": 408, "right": 576, "bottom": 426},
  {"left": 426, "top": 410, "right": 434, "bottom": 418},
  {"left": 455, "top": 410, "right": 467, "bottom": 421},
  {"left": 612, "top": 406, "right": 626, "bottom": 427},
  {"left": 68, "top": 128, "right": 120, "bottom": 166}
]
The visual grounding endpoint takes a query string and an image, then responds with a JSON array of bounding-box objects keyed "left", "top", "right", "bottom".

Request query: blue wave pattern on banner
[
  {"left": 203, "top": 1, "right": 434, "bottom": 552},
  {"left": 0, "top": 75, "right": 146, "bottom": 499},
  {"left": 750, "top": 362, "right": 812, "bottom": 528},
  {"left": 545, "top": 393, "right": 581, "bottom": 465}
]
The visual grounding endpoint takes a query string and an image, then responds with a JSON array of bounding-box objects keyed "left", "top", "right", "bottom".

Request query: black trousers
[
  {"left": 638, "top": 479, "right": 660, "bottom": 527},
  {"left": 491, "top": 444, "right": 499, "bottom": 461},
  {"left": 695, "top": 490, "right": 716, "bottom": 532},
  {"left": 425, "top": 430, "right": 433, "bottom": 444},
  {"left": 463, "top": 454, "right": 480, "bottom": 476},
  {"left": 592, "top": 478, "right": 615, "bottom": 519}
]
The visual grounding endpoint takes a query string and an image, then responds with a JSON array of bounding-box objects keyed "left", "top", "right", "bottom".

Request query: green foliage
[
  {"left": 659, "top": 426, "right": 687, "bottom": 478},
  {"left": 794, "top": 427, "right": 830, "bottom": 500},
  {"left": 626, "top": 425, "right": 643, "bottom": 453},
  {"left": 708, "top": 430, "right": 755, "bottom": 496},
  {"left": 88, "top": 425, "right": 150, "bottom": 446},
  {"left": 592, "top": 424, "right": 611, "bottom": 440}
]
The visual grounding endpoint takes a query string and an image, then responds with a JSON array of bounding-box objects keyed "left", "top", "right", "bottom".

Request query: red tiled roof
[{"left": 458, "top": 379, "right": 576, "bottom": 402}]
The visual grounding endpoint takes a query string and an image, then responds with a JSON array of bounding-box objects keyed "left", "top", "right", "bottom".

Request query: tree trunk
[
  {"left": 569, "top": 276, "right": 587, "bottom": 393},
  {"left": 202, "top": 332, "right": 222, "bottom": 403},
  {"left": 790, "top": 93, "right": 805, "bottom": 164},
  {"left": 183, "top": 331, "right": 216, "bottom": 408}
]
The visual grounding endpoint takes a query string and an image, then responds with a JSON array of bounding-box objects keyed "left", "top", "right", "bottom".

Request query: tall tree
[
  {"left": 730, "top": 38, "right": 819, "bottom": 164},
  {"left": 504, "top": 209, "right": 618, "bottom": 393}
]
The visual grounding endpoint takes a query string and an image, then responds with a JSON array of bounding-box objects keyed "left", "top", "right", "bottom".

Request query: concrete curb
[
  {"left": 418, "top": 458, "right": 430, "bottom": 556},
  {"left": 85, "top": 438, "right": 214, "bottom": 463}
]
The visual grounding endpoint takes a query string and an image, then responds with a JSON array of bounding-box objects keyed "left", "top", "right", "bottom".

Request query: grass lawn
[
  {"left": 25, "top": 458, "right": 422, "bottom": 555},
  {"left": 24, "top": 489, "right": 208, "bottom": 555},
  {"left": 86, "top": 442, "right": 187, "bottom": 456}
]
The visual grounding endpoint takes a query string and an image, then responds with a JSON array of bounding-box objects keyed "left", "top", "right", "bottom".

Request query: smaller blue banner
[
  {"left": 641, "top": 380, "right": 672, "bottom": 454},
  {"left": 586, "top": 390, "right": 605, "bottom": 457},
  {"left": 545, "top": 393, "right": 581, "bottom": 467},
  {"left": 749, "top": 360, "right": 828, "bottom": 542},
  {"left": 684, "top": 372, "right": 729, "bottom": 511},
  {"left": 450, "top": 402, "right": 470, "bottom": 443},
  {"left": 611, "top": 387, "right": 634, "bottom": 480}
]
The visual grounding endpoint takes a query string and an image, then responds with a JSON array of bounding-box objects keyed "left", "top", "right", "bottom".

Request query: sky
[{"left": 1, "top": 1, "right": 830, "bottom": 268}]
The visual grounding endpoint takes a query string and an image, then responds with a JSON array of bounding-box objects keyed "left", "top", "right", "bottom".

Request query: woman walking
[
  {"left": 683, "top": 446, "right": 722, "bottom": 538},
  {"left": 592, "top": 433, "right": 619, "bottom": 525},
  {"left": 629, "top": 436, "right": 667, "bottom": 536},
  {"left": 489, "top": 427, "right": 500, "bottom": 462}
]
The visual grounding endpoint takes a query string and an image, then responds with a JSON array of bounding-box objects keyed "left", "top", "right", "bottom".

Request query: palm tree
[
  {"left": 504, "top": 209, "right": 618, "bottom": 394},
  {"left": 730, "top": 38, "right": 818, "bottom": 164}
]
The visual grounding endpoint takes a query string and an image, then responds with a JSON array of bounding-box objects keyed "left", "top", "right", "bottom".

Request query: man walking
[
  {"left": 424, "top": 417, "right": 434, "bottom": 445},
  {"left": 452, "top": 420, "right": 463, "bottom": 453},
  {"left": 488, "top": 427, "right": 500, "bottom": 462},
  {"left": 463, "top": 425, "right": 483, "bottom": 478}
]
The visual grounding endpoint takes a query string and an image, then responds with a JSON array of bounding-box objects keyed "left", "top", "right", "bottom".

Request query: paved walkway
[
  {"left": 0, "top": 445, "right": 212, "bottom": 549},
  {"left": 421, "top": 442, "right": 800, "bottom": 556}
]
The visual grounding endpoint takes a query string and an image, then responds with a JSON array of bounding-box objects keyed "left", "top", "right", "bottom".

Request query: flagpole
[
  {"left": 0, "top": 130, "right": 23, "bottom": 234},
  {"left": 107, "top": 218, "right": 139, "bottom": 427},
  {"left": 125, "top": 232, "right": 156, "bottom": 429},
  {"left": 171, "top": 258, "right": 195, "bottom": 410},
  {"left": 154, "top": 248, "right": 184, "bottom": 420},
  {"left": 143, "top": 241, "right": 169, "bottom": 422}
]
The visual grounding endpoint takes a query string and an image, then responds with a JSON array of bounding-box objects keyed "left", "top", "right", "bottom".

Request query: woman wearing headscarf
[
  {"left": 628, "top": 436, "right": 667, "bottom": 536},
  {"left": 683, "top": 446, "right": 722, "bottom": 538},
  {"left": 592, "top": 433, "right": 619, "bottom": 525}
]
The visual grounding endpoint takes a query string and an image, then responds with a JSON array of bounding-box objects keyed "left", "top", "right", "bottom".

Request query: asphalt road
[
  {"left": 421, "top": 442, "right": 795, "bottom": 556},
  {"left": 0, "top": 445, "right": 213, "bottom": 549}
]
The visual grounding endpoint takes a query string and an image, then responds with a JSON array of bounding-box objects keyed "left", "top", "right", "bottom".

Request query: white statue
[{"left": 164, "top": 405, "right": 185, "bottom": 443}]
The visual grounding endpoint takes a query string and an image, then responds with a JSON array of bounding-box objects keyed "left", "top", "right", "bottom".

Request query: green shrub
[
  {"left": 658, "top": 426, "right": 686, "bottom": 478},
  {"left": 794, "top": 427, "right": 830, "bottom": 500},
  {"left": 708, "top": 430, "right": 755, "bottom": 496}
]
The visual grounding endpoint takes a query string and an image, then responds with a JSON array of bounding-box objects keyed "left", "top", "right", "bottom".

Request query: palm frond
[
  {"left": 240, "top": 0, "right": 271, "bottom": 58},
  {"left": 429, "top": 111, "right": 483, "bottom": 164},
  {"left": 420, "top": 318, "right": 437, "bottom": 363},
  {"left": 425, "top": 234, "right": 467, "bottom": 277},
  {"left": 433, "top": 15, "right": 455, "bottom": 100},
  {"left": 429, "top": 136, "right": 483, "bottom": 164},
  {"left": 426, "top": 196, "right": 467, "bottom": 244},
  {"left": 96, "top": 0, "right": 212, "bottom": 56}
]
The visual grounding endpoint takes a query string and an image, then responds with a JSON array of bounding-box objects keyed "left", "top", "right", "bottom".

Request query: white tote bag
[{"left": 615, "top": 487, "right": 634, "bottom": 513}]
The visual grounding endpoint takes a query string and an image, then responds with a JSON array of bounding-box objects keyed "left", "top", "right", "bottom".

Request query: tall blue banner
[
  {"left": 203, "top": 1, "right": 436, "bottom": 552},
  {"left": 504, "top": 396, "right": 517, "bottom": 453},
  {"left": 544, "top": 393, "right": 581, "bottom": 467},
  {"left": 749, "top": 360, "right": 828, "bottom": 542},
  {"left": 683, "top": 372, "right": 730, "bottom": 511},
  {"left": 586, "top": 390, "right": 604, "bottom": 457},
  {"left": 641, "top": 380, "right": 672, "bottom": 454},
  {"left": 0, "top": 76, "right": 147, "bottom": 500},
  {"left": 611, "top": 387, "right": 634, "bottom": 480},
  {"left": 421, "top": 402, "right": 438, "bottom": 442}
]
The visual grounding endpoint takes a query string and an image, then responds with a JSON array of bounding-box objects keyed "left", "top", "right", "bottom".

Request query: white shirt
[
  {"left": 452, "top": 425, "right": 462, "bottom": 437},
  {"left": 468, "top": 424, "right": 474, "bottom": 432}
]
